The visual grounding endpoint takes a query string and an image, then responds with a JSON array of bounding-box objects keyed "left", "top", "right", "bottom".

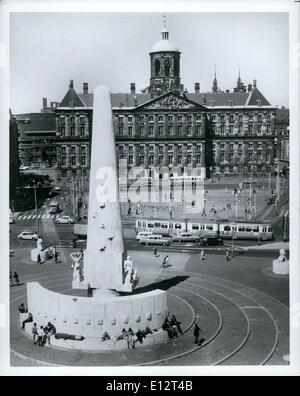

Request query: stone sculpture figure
[
  {"left": 278, "top": 249, "right": 287, "bottom": 263},
  {"left": 70, "top": 252, "right": 83, "bottom": 283},
  {"left": 124, "top": 256, "right": 133, "bottom": 285},
  {"left": 37, "top": 237, "right": 44, "bottom": 252}
]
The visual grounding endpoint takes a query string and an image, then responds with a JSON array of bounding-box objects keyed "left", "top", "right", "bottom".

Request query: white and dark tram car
[{"left": 135, "top": 219, "right": 273, "bottom": 241}]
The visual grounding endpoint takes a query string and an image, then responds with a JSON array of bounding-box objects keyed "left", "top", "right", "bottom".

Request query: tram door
[{"left": 262, "top": 225, "right": 267, "bottom": 240}]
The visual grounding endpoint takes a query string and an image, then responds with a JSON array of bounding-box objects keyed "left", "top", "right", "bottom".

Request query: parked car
[
  {"left": 69, "top": 238, "right": 87, "bottom": 248},
  {"left": 136, "top": 231, "right": 153, "bottom": 241},
  {"left": 56, "top": 215, "right": 74, "bottom": 224},
  {"left": 54, "top": 186, "right": 61, "bottom": 191},
  {"left": 9, "top": 215, "right": 16, "bottom": 224},
  {"left": 172, "top": 232, "right": 200, "bottom": 243},
  {"left": 18, "top": 231, "right": 38, "bottom": 240},
  {"left": 199, "top": 237, "right": 224, "bottom": 246},
  {"left": 139, "top": 234, "right": 170, "bottom": 246}
]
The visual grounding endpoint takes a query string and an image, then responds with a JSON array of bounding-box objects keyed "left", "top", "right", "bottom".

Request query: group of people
[
  {"left": 101, "top": 326, "right": 154, "bottom": 349},
  {"left": 10, "top": 271, "right": 20, "bottom": 287},
  {"left": 32, "top": 322, "right": 57, "bottom": 346},
  {"left": 48, "top": 245, "right": 59, "bottom": 264},
  {"left": 162, "top": 315, "right": 183, "bottom": 342}
]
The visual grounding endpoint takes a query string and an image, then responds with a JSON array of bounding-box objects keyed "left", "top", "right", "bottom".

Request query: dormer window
[
  {"left": 229, "top": 100, "right": 233, "bottom": 107},
  {"left": 257, "top": 100, "right": 262, "bottom": 106}
]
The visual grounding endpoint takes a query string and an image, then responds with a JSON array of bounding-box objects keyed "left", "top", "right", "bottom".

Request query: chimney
[
  {"left": 253, "top": 79, "right": 257, "bottom": 88},
  {"left": 42, "top": 98, "right": 47, "bottom": 110},
  {"left": 83, "top": 82, "right": 88, "bottom": 94},
  {"left": 226, "top": 90, "right": 230, "bottom": 93},
  {"left": 69, "top": 79, "right": 74, "bottom": 88},
  {"left": 248, "top": 84, "right": 252, "bottom": 92},
  {"left": 130, "top": 83, "right": 136, "bottom": 95},
  {"left": 194, "top": 82, "right": 200, "bottom": 94}
]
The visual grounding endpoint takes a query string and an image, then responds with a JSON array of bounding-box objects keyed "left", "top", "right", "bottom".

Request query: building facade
[{"left": 17, "top": 23, "right": 288, "bottom": 180}]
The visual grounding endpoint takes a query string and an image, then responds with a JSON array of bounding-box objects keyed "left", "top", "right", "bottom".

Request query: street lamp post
[{"left": 33, "top": 183, "right": 39, "bottom": 235}]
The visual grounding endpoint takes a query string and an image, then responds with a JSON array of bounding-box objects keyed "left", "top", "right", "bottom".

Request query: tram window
[
  {"left": 137, "top": 221, "right": 141, "bottom": 227},
  {"left": 154, "top": 222, "right": 161, "bottom": 228},
  {"left": 246, "top": 227, "right": 252, "bottom": 232},
  {"left": 161, "top": 223, "right": 168, "bottom": 229},
  {"left": 253, "top": 227, "right": 259, "bottom": 232},
  {"left": 192, "top": 224, "right": 199, "bottom": 230},
  {"left": 174, "top": 223, "right": 182, "bottom": 229},
  {"left": 224, "top": 225, "right": 231, "bottom": 231},
  {"left": 206, "top": 225, "right": 213, "bottom": 230},
  {"left": 148, "top": 223, "right": 154, "bottom": 228},
  {"left": 238, "top": 226, "right": 245, "bottom": 232},
  {"left": 268, "top": 226, "right": 272, "bottom": 232}
]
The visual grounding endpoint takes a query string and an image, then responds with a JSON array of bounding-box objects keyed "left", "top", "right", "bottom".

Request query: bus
[{"left": 49, "top": 200, "right": 60, "bottom": 214}]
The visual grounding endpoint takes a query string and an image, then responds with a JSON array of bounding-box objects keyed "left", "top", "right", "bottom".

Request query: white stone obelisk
[{"left": 83, "top": 86, "right": 126, "bottom": 292}]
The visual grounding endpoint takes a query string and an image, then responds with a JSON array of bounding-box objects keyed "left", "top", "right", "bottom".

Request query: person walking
[
  {"left": 37, "top": 253, "right": 41, "bottom": 265},
  {"left": 122, "top": 329, "right": 130, "bottom": 349},
  {"left": 13, "top": 272, "right": 20, "bottom": 286},
  {"left": 153, "top": 247, "right": 158, "bottom": 257},
  {"left": 128, "top": 328, "right": 135, "bottom": 349},
  {"left": 162, "top": 255, "right": 169, "bottom": 268},
  {"left": 193, "top": 323, "right": 201, "bottom": 344},
  {"left": 225, "top": 248, "right": 230, "bottom": 261},
  {"left": 54, "top": 250, "right": 59, "bottom": 264},
  {"left": 200, "top": 250, "right": 206, "bottom": 261}
]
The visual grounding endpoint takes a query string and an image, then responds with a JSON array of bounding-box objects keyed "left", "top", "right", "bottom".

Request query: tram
[{"left": 135, "top": 219, "right": 274, "bottom": 241}]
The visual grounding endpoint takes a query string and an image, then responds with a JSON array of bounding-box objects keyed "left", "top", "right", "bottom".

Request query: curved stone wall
[{"left": 27, "top": 282, "right": 168, "bottom": 340}]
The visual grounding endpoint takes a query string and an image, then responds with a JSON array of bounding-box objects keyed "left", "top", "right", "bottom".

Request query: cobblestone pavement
[{"left": 10, "top": 247, "right": 289, "bottom": 367}]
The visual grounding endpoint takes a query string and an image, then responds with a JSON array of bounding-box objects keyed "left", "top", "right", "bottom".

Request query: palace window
[
  {"left": 248, "top": 153, "right": 253, "bottom": 162},
  {"left": 178, "top": 125, "right": 183, "bottom": 135},
  {"left": 187, "top": 115, "right": 193, "bottom": 122},
  {"left": 80, "top": 116, "right": 85, "bottom": 123},
  {"left": 168, "top": 125, "right": 173, "bottom": 135},
  {"left": 128, "top": 116, "right": 133, "bottom": 123},
  {"left": 257, "top": 153, "right": 262, "bottom": 162},
  {"left": 220, "top": 144, "right": 225, "bottom": 149},
  {"left": 71, "top": 156, "right": 76, "bottom": 166},
  {"left": 70, "top": 116, "right": 75, "bottom": 123},
  {"left": 168, "top": 115, "right": 173, "bottom": 122},
  {"left": 168, "top": 144, "right": 173, "bottom": 151},
  {"left": 139, "top": 116, "right": 144, "bottom": 123},
  {"left": 80, "top": 127, "right": 85, "bottom": 136},
  {"left": 229, "top": 125, "right": 234, "bottom": 134},
  {"left": 220, "top": 125, "right": 225, "bottom": 135},
  {"left": 187, "top": 125, "right": 192, "bottom": 135},
  {"left": 229, "top": 153, "right": 234, "bottom": 162},
  {"left": 159, "top": 146, "right": 164, "bottom": 153},
  {"left": 229, "top": 143, "right": 234, "bottom": 150},
  {"left": 128, "top": 146, "right": 133, "bottom": 153},
  {"left": 239, "top": 115, "right": 243, "bottom": 121},
  {"left": 267, "top": 125, "right": 271, "bottom": 133},
  {"left": 81, "top": 156, "right": 86, "bottom": 166},
  {"left": 221, "top": 115, "right": 225, "bottom": 121},
  {"left": 61, "top": 156, "right": 66, "bottom": 166},
  {"left": 149, "top": 155, "right": 154, "bottom": 165},
  {"left": 60, "top": 117, "right": 65, "bottom": 125},
  {"left": 178, "top": 155, "right": 182, "bottom": 164},
  {"left": 148, "top": 115, "right": 154, "bottom": 122},
  {"left": 249, "top": 124, "right": 253, "bottom": 134},
  {"left": 158, "top": 115, "right": 164, "bottom": 122},
  {"left": 60, "top": 127, "right": 65, "bottom": 136},
  {"left": 257, "top": 124, "right": 262, "bottom": 133},
  {"left": 119, "top": 126, "right": 124, "bottom": 136},
  {"left": 71, "top": 146, "right": 76, "bottom": 153},
  {"left": 187, "top": 144, "right": 193, "bottom": 151},
  {"left": 149, "top": 145, "right": 154, "bottom": 152},
  {"left": 187, "top": 155, "right": 192, "bottom": 165},
  {"left": 177, "top": 115, "right": 183, "bottom": 122},
  {"left": 249, "top": 114, "right": 253, "bottom": 121},
  {"left": 258, "top": 114, "right": 262, "bottom": 121},
  {"left": 70, "top": 127, "right": 75, "bottom": 136},
  {"left": 61, "top": 146, "right": 66, "bottom": 153},
  {"left": 196, "top": 144, "right": 201, "bottom": 152},
  {"left": 139, "top": 126, "right": 144, "bottom": 135},
  {"left": 128, "top": 155, "right": 133, "bottom": 165},
  {"left": 158, "top": 125, "right": 163, "bottom": 135},
  {"left": 168, "top": 155, "right": 173, "bottom": 165},
  {"left": 266, "top": 153, "right": 270, "bottom": 162},
  {"left": 229, "top": 115, "right": 234, "bottom": 122},
  {"left": 196, "top": 125, "right": 201, "bottom": 135},
  {"left": 196, "top": 115, "right": 202, "bottom": 121},
  {"left": 178, "top": 145, "right": 183, "bottom": 153},
  {"left": 80, "top": 146, "right": 86, "bottom": 153},
  {"left": 119, "top": 145, "right": 124, "bottom": 152},
  {"left": 139, "top": 156, "right": 145, "bottom": 165},
  {"left": 149, "top": 126, "right": 154, "bottom": 136},
  {"left": 128, "top": 126, "right": 133, "bottom": 136},
  {"left": 238, "top": 124, "right": 243, "bottom": 133},
  {"left": 196, "top": 155, "right": 201, "bottom": 164},
  {"left": 220, "top": 153, "right": 225, "bottom": 162},
  {"left": 159, "top": 156, "right": 164, "bottom": 165}
]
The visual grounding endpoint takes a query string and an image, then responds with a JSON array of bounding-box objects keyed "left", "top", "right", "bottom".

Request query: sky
[{"left": 10, "top": 12, "right": 289, "bottom": 114}]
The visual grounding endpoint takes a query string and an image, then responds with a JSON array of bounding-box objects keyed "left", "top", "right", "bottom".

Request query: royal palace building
[{"left": 17, "top": 23, "right": 289, "bottom": 180}]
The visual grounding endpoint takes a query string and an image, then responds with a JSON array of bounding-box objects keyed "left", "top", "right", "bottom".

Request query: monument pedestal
[
  {"left": 272, "top": 259, "right": 289, "bottom": 275},
  {"left": 31, "top": 249, "right": 49, "bottom": 263},
  {"left": 72, "top": 281, "right": 88, "bottom": 290}
]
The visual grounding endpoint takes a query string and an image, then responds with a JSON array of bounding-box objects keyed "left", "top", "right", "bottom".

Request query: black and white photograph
[{"left": 1, "top": 0, "right": 300, "bottom": 377}]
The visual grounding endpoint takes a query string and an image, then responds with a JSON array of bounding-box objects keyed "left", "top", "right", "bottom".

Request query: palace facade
[{"left": 17, "top": 22, "right": 289, "bottom": 180}]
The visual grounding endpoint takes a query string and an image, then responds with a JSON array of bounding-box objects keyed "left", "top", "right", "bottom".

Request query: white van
[
  {"left": 139, "top": 234, "right": 170, "bottom": 246},
  {"left": 136, "top": 231, "right": 154, "bottom": 241}
]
